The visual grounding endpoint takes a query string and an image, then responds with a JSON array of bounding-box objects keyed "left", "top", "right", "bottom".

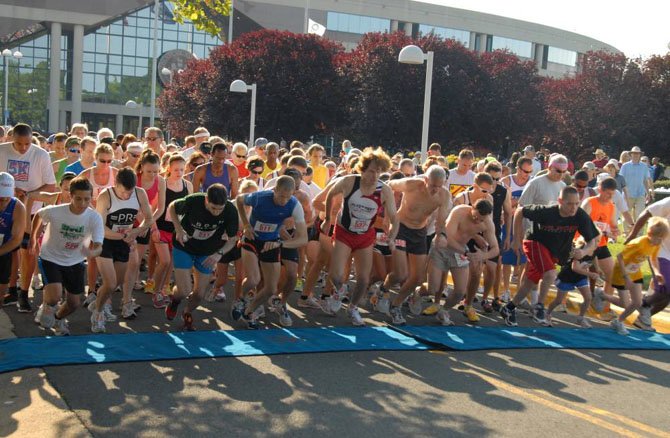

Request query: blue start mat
[
  {"left": 0, "top": 326, "right": 428, "bottom": 374},
  {"left": 390, "top": 325, "right": 670, "bottom": 351}
]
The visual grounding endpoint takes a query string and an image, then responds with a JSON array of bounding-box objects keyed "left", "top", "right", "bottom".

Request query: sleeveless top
[
  {"left": 104, "top": 187, "right": 140, "bottom": 239},
  {"left": 138, "top": 173, "right": 160, "bottom": 204},
  {"left": 491, "top": 184, "right": 507, "bottom": 233},
  {"left": 507, "top": 174, "right": 529, "bottom": 207},
  {"left": 156, "top": 179, "right": 189, "bottom": 233},
  {"left": 585, "top": 196, "right": 615, "bottom": 247},
  {"left": 0, "top": 198, "right": 17, "bottom": 245},
  {"left": 202, "top": 163, "right": 230, "bottom": 193},
  {"left": 338, "top": 176, "right": 383, "bottom": 234},
  {"left": 90, "top": 168, "right": 115, "bottom": 201},
  {"left": 248, "top": 190, "right": 299, "bottom": 241}
]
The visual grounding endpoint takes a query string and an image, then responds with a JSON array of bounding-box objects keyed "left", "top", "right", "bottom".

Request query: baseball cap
[
  {"left": 606, "top": 159, "right": 619, "bottom": 170},
  {"left": 523, "top": 145, "right": 535, "bottom": 153},
  {"left": 0, "top": 172, "right": 15, "bottom": 197},
  {"left": 47, "top": 134, "right": 55, "bottom": 144},
  {"left": 65, "top": 136, "right": 81, "bottom": 148},
  {"left": 126, "top": 142, "right": 143, "bottom": 153},
  {"left": 582, "top": 161, "right": 596, "bottom": 171},
  {"left": 199, "top": 142, "right": 212, "bottom": 154},
  {"left": 630, "top": 146, "right": 642, "bottom": 154},
  {"left": 254, "top": 137, "right": 268, "bottom": 148}
]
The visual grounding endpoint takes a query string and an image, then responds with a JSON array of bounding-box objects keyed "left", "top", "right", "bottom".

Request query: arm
[
  {"left": 235, "top": 194, "right": 254, "bottom": 240},
  {"left": 184, "top": 179, "right": 193, "bottom": 194},
  {"left": 502, "top": 189, "right": 513, "bottom": 250},
  {"left": 625, "top": 210, "right": 651, "bottom": 244},
  {"left": 191, "top": 165, "right": 205, "bottom": 193},
  {"left": 312, "top": 177, "right": 339, "bottom": 213},
  {"left": 433, "top": 189, "right": 450, "bottom": 238},
  {"left": 26, "top": 191, "right": 60, "bottom": 206},
  {"left": 28, "top": 211, "right": 43, "bottom": 256},
  {"left": 322, "top": 177, "right": 349, "bottom": 225},
  {"left": 168, "top": 200, "right": 189, "bottom": 245},
  {"left": 151, "top": 177, "right": 166, "bottom": 224},
  {"left": 382, "top": 184, "right": 399, "bottom": 250},
  {"left": 649, "top": 255, "right": 664, "bottom": 285},
  {"left": 571, "top": 259, "right": 600, "bottom": 279},
  {"left": 443, "top": 207, "right": 467, "bottom": 252},
  {"left": 511, "top": 207, "right": 525, "bottom": 254},
  {"left": 96, "top": 191, "right": 124, "bottom": 240},
  {"left": 228, "top": 164, "right": 239, "bottom": 198},
  {"left": 281, "top": 202, "right": 307, "bottom": 249},
  {"left": 134, "top": 188, "right": 155, "bottom": 234},
  {"left": 387, "top": 178, "right": 415, "bottom": 193},
  {"left": 469, "top": 219, "right": 499, "bottom": 261},
  {"left": 0, "top": 200, "right": 26, "bottom": 256}
]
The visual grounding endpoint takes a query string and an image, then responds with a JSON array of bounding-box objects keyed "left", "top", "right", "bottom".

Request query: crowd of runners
[{"left": 0, "top": 122, "right": 669, "bottom": 337}]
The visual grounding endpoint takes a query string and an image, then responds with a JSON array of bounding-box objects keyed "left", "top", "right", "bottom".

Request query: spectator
[
  {"left": 619, "top": 146, "right": 654, "bottom": 220},
  {"left": 652, "top": 157, "right": 665, "bottom": 182},
  {"left": 592, "top": 148, "right": 609, "bottom": 169},
  {"left": 522, "top": 145, "right": 542, "bottom": 176}
]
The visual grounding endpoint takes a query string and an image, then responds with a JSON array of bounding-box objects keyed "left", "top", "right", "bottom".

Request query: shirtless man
[
  {"left": 412, "top": 199, "right": 498, "bottom": 326},
  {"left": 385, "top": 166, "right": 450, "bottom": 323}
]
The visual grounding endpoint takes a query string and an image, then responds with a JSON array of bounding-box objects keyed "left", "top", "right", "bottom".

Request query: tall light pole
[
  {"left": 228, "top": 0, "right": 234, "bottom": 43},
  {"left": 398, "top": 45, "right": 434, "bottom": 165},
  {"left": 2, "top": 49, "right": 23, "bottom": 126},
  {"left": 230, "top": 79, "right": 257, "bottom": 148},
  {"left": 149, "top": 0, "right": 160, "bottom": 126},
  {"left": 125, "top": 100, "right": 143, "bottom": 138}
]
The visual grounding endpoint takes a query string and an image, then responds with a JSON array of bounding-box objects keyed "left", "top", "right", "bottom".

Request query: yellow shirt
[
  {"left": 311, "top": 164, "right": 328, "bottom": 189},
  {"left": 261, "top": 161, "right": 279, "bottom": 179},
  {"left": 611, "top": 235, "right": 659, "bottom": 285}
]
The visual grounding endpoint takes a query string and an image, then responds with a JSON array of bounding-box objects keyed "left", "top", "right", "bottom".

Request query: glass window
[
  {"left": 109, "top": 64, "right": 121, "bottom": 75},
  {"left": 136, "top": 39, "right": 150, "bottom": 57},
  {"left": 123, "top": 37, "right": 136, "bottom": 56},
  {"left": 83, "top": 62, "right": 95, "bottom": 73},
  {"left": 84, "top": 35, "right": 95, "bottom": 52},
  {"left": 109, "top": 36, "right": 123, "bottom": 54},
  {"left": 136, "top": 18, "right": 151, "bottom": 28},
  {"left": 95, "top": 54, "right": 107, "bottom": 64},
  {"left": 326, "top": 12, "right": 390, "bottom": 34},
  {"left": 163, "top": 30, "right": 178, "bottom": 41},
  {"left": 491, "top": 36, "right": 532, "bottom": 58},
  {"left": 193, "top": 32, "right": 204, "bottom": 44},
  {"left": 419, "top": 24, "right": 469, "bottom": 47},
  {"left": 109, "top": 55, "right": 122, "bottom": 65},
  {"left": 82, "top": 73, "right": 95, "bottom": 92},
  {"left": 547, "top": 47, "right": 577, "bottom": 66},
  {"left": 162, "top": 40, "right": 178, "bottom": 52},
  {"left": 136, "top": 66, "right": 148, "bottom": 77},
  {"left": 137, "top": 26, "right": 150, "bottom": 38},
  {"left": 110, "top": 24, "right": 124, "bottom": 35},
  {"left": 94, "top": 74, "right": 106, "bottom": 92},
  {"left": 95, "top": 62, "right": 107, "bottom": 74}
]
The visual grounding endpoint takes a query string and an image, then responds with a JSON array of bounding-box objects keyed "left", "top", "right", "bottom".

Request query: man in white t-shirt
[
  {"left": 446, "top": 149, "right": 475, "bottom": 198},
  {"left": 0, "top": 123, "right": 57, "bottom": 312},
  {"left": 625, "top": 196, "right": 670, "bottom": 331},
  {"left": 30, "top": 177, "right": 103, "bottom": 335}
]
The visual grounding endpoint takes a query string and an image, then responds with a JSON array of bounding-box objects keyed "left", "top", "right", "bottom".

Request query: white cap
[{"left": 0, "top": 172, "right": 15, "bottom": 198}]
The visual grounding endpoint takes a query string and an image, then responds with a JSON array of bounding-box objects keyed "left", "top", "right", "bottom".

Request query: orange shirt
[{"left": 585, "top": 196, "right": 615, "bottom": 247}]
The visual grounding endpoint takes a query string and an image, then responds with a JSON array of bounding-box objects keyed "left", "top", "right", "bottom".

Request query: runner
[
  {"left": 501, "top": 186, "right": 599, "bottom": 326},
  {"left": 192, "top": 142, "right": 239, "bottom": 197},
  {"left": 446, "top": 149, "right": 475, "bottom": 198},
  {"left": 385, "top": 165, "right": 450, "bottom": 324},
  {"left": 424, "top": 199, "right": 499, "bottom": 326},
  {"left": 594, "top": 217, "right": 669, "bottom": 335},
  {"left": 30, "top": 177, "right": 103, "bottom": 335},
  {"left": 235, "top": 176, "right": 307, "bottom": 328},
  {"left": 92, "top": 168, "right": 153, "bottom": 331},
  {"left": 165, "top": 183, "right": 239, "bottom": 330},
  {"left": 320, "top": 147, "right": 398, "bottom": 326},
  {"left": 0, "top": 173, "right": 26, "bottom": 307}
]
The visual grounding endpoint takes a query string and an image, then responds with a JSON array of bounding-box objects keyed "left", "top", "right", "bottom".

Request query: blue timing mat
[
  {"left": 390, "top": 325, "right": 670, "bottom": 351},
  {"left": 0, "top": 326, "right": 428, "bottom": 374}
]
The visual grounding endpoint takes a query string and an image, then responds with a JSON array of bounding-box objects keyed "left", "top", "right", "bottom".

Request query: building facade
[{"left": 0, "top": 0, "right": 619, "bottom": 134}]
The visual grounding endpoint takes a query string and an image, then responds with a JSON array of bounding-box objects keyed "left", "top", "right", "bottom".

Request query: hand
[
  {"left": 320, "top": 219, "right": 331, "bottom": 235},
  {"left": 202, "top": 253, "right": 221, "bottom": 270},
  {"left": 151, "top": 228, "right": 161, "bottom": 243},
  {"left": 28, "top": 237, "right": 38, "bottom": 256},
  {"left": 655, "top": 274, "right": 665, "bottom": 286},
  {"left": 81, "top": 243, "right": 96, "bottom": 258},
  {"left": 242, "top": 224, "right": 255, "bottom": 241},
  {"left": 388, "top": 239, "right": 396, "bottom": 252},
  {"left": 175, "top": 228, "right": 189, "bottom": 245},
  {"left": 588, "top": 272, "right": 600, "bottom": 281},
  {"left": 435, "top": 233, "right": 448, "bottom": 249},
  {"left": 467, "top": 247, "right": 485, "bottom": 263},
  {"left": 511, "top": 239, "right": 521, "bottom": 258},
  {"left": 472, "top": 234, "right": 488, "bottom": 250},
  {"left": 503, "top": 237, "right": 511, "bottom": 252},
  {"left": 261, "top": 240, "right": 281, "bottom": 252}
]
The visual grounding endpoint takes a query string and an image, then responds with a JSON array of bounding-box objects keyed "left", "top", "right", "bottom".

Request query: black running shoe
[
  {"left": 500, "top": 305, "right": 517, "bottom": 327},
  {"left": 17, "top": 292, "right": 32, "bottom": 313},
  {"left": 2, "top": 290, "right": 18, "bottom": 306}
]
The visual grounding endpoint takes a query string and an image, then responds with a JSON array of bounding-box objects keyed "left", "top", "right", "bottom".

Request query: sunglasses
[
  {"left": 492, "top": 177, "right": 500, "bottom": 181},
  {"left": 69, "top": 148, "right": 80, "bottom": 153},
  {"left": 552, "top": 168, "right": 567, "bottom": 174},
  {"left": 575, "top": 184, "right": 587, "bottom": 189},
  {"left": 129, "top": 153, "right": 140, "bottom": 158},
  {"left": 520, "top": 168, "right": 532, "bottom": 174},
  {"left": 250, "top": 169, "right": 263, "bottom": 175},
  {"left": 476, "top": 185, "right": 489, "bottom": 194},
  {"left": 236, "top": 154, "right": 247, "bottom": 159},
  {"left": 146, "top": 137, "right": 160, "bottom": 141},
  {"left": 98, "top": 159, "right": 113, "bottom": 164}
]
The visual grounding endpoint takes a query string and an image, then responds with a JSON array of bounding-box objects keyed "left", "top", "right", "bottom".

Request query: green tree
[{"left": 169, "top": 0, "right": 231, "bottom": 37}]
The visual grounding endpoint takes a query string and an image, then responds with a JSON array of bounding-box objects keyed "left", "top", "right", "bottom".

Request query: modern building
[{"left": 0, "top": 0, "right": 619, "bottom": 134}]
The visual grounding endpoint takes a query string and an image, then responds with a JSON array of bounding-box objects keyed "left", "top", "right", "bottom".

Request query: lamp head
[
  {"left": 398, "top": 45, "right": 426, "bottom": 65},
  {"left": 230, "top": 79, "right": 249, "bottom": 93}
]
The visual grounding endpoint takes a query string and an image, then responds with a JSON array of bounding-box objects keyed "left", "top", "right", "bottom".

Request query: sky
[{"left": 419, "top": 0, "right": 670, "bottom": 58}]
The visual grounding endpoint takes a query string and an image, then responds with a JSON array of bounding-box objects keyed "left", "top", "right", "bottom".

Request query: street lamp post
[
  {"left": 229, "top": 79, "right": 257, "bottom": 149},
  {"left": 125, "top": 100, "right": 143, "bottom": 138},
  {"left": 2, "top": 49, "right": 23, "bottom": 126},
  {"left": 398, "top": 45, "right": 434, "bottom": 165}
]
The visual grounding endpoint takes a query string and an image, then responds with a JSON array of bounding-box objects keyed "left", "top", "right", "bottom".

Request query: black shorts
[
  {"left": 100, "top": 239, "right": 131, "bottom": 263},
  {"left": 308, "top": 225, "right": 319, "bottom": 242},
  {"left": 0, "top": 253, "right": 11, "bottom": 284},
  {"left": 613, "top": 278, "right": 643, "bottom": 290},
  {"left": 241, "top": 237, "right": 281, "bottom": 263},
  {"left": 426, "top": 233, "right": 435, "bottom": 253},
  {"left": 281, "top": 247, "right": 300, "bottom": 264},
  {"left": 136, "top": 231, "right": 150, "bottom": 245},
  {"left": 219, "top": 244, "right": 241, "bottom": 264},
  {"left": 395, "top": 223, "right": 428, "bottom": 255},
  {"left": 314, "top": 217, "right": 334, "bottom": 238},
  {"left": 38, "top": 257, "right": 86, "bottom": 294},
  {"left": 594, "top": 246, "right": 612, "bottom": 259}
]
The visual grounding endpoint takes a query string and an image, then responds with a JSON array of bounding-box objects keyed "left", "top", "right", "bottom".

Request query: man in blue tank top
[
  {"left": 234, "top": 176, "right": 307, "bottom": 329},
  {"left": 192, "top": 142, "right": 239, "bottom": 198},
  {"left": 0, "top": 173, "right": 27, "bottom": 306}
]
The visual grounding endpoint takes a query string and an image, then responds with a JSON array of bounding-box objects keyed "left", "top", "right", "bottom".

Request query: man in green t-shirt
[{"left": 165, "top": 183, "right": 239, "bottom": 330}]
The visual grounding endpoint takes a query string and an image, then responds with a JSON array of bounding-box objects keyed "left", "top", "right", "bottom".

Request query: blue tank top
[
  {"left": 246, "top": 190, "right": 298, "bottom": 241},
  {"left": 0, "top": 198, "right": 17, "bottom": 245},
  {"left": 202, "top": 163, "right": 230, "bottom": 193}
]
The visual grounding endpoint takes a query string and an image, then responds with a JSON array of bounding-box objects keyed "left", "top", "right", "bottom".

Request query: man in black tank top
[{"left": 481, "top": 162, "right": 513, "bottom": 313}]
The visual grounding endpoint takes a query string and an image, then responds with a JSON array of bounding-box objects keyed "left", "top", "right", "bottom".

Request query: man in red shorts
[{"left": 501, "top": 186, "right": 599, "bottom": 326}]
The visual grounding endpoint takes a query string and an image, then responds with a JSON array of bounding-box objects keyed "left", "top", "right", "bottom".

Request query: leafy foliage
[{"left": 170, "top": 0, "right": 231, "bottom": 36}]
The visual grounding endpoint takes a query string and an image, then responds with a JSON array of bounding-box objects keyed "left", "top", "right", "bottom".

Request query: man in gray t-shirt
[{"left": 519, "top": 154, "right": 568, "bottom": 208}]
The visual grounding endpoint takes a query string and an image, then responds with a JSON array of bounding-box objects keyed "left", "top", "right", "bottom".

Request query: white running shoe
[
  {"left": 90, "top": 311, "right": 106, "bottom": 333},
  {"left": 122, "top": 301, "right": 137, "bottom": 319},
  {"left": 591, "top": 288, "right": 606, "bottom": 313},
  {"left": 633, "top": 317, "right": 656, "bottom": 332},
  {"left": 349, "top": 306, "right": 365, "bottom": 326},
  {"left": 34, "top": 303, "right": 44, "bottom": 324},
  {"left": 319, "top": 297, "right": 335, "bottom": 315},
  {"left": 214, "top": 289, "right": 227, "bottom": 302},
  {"left": 376, "top": 296, "right": 390, "bottom": 316},
  {"left": 279, "top": 306, "right": 293, "bottom": 327},
  {"left": 31, "top": 274, "right": 43, "bottom": 290},
  {"left": 103, "top": 302, "right": 117, "bottom": 322},
  {"left": 638, "top": 306, "right": 652, "bottom": 326},
  {"left": 436, "top": 309, "right": 455, "bottom": 326},
  {"left": 39, "top": 304, "right": 56, "bottom": 329},
  {"left": 327, "top": 292, "right": 343, "bottom": 314},
  {"left": 53, "top": 318, "right": 70, "bottom": 336},
  {"left": 368, "top": 282, "right": 381, "bottom": 297},
  {"left": 610, "top": 319, "right": 629, "bottom": 336},
  {"left": 390, "top": 306, "right": 406, "bottom": 325},
  {"left": 500, "top": 289, "right": 511, "bottom": 302},
  {"left": 297, "top": 296, "right": 321, "bottom": 309},
  {"left": 84, "top": 293, "right": 97, "bottom": 311},
  {"left": 408, "top": 289, "right": 423, "bottom": 316},
  {"left": 576, "top": 316, "right": 592, "bottom": 328}
]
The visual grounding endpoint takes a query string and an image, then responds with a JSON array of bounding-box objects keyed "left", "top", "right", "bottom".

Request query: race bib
[
  {"left": 394, "top": 238, "right": 406, "bottom": 249},
  {"left": 594, "top": 221, "right": 610, "bottom": 234},
  {"left": 254, "top": 221, "right": 278, "bottom": 233},
  {"left": 349, "top": 218, "right": 371, "bottom": 233},
  {"left": 112, "top": 224, "right": 132, "bottom": 234},
  {"left": 375, "top": 232, "right": 388, "bottom": 245},
  {"left": 624, "top": 263, "right": 641, "bottom": 274},
  {"left": 454, "top": 252, "right": 469, "bottom": 267},
  {"left": 193, "top": 229, "right": 216, "bottom": 240}
]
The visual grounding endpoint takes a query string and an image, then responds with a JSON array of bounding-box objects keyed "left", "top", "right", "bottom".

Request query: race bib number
[
  {"left": 254, "top": 221, "right": 278, "bottom": 233},
  {"left": 394, "top": 238, "right": 406, "bottom": 249},
  {"left": 594, "top": 221, "right": 610, "bottom": 234},
  {"left": 375, "top": 232, "right": 388, "bottom": 245},
  {"left": 112, "top": 224, "right": 132, "bottom": 234},
  {"left": 193, "top": 229, "right": 216, "bottom": 240},
  {"left": 454, "top": 252, "right": 469, "bottom": 267},
  {"left": 349, "top": 218, "right": 371, "bottom": 233},
  {"left": 624, "top": 263, "right": 641, "bottom": 274}
]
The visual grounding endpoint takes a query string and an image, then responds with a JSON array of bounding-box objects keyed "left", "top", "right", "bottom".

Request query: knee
[{"left": 542, "top": 270, "right": 557, "bottom": 282}]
